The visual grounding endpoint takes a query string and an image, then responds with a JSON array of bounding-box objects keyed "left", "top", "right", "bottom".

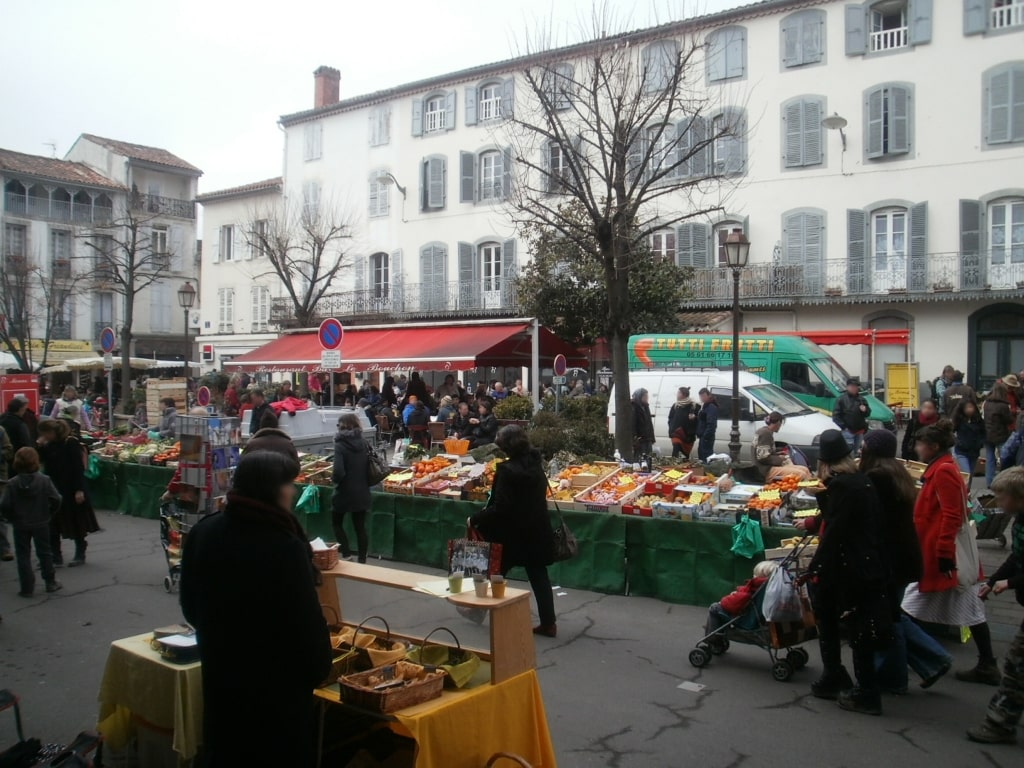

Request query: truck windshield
[
  {"left": 814, "top": 357, "right": 853, "bottom": 393},
  {"left": 746, "top": 384, "right": 815, "bottom": 417}
]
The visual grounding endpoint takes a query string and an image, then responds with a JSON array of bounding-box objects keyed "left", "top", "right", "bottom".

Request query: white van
[{"left": 609, "top": 371, "right": 836, "bottom": 463}]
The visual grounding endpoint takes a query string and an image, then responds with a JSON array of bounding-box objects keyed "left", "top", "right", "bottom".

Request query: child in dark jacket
[
  {"left": 0, "top": 447, "right": 63, "bottom": 597},
  {"left": 705, "top": 560, "right": 778, "bottom": 634}
]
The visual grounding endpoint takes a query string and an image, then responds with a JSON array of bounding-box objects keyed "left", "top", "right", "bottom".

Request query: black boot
[
  {"left": 811, "top": 667, "right": 854, "bottom": 700},
  {"left": 67, "top": 539, "right": 86, "bottom": 568},
  {"left": 838, "top": 687, "right": 883, "bottom": 716}
]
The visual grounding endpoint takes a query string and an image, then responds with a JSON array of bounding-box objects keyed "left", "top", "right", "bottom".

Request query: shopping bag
[
  {"left": 295, "top": 483, "right": 320, "bottom": 515},
  {"left": 84, "top": 453, "right": 101, "bottom": 480},
  {"left": 552, "top": 514, "right": 578, "bottom": 562},
  {"left": 365, "top": 442, "right": 390, "bottom": 486},
  {"left": 762, "top": 566, "right": 803, "bottom": 622},
  {"left": 448, "top": 538, "right": 502, "bottom": 577},
  {"left": 730, "top": 514, "right": 764, "bottom": 559},
  {"left": 955, "top": 517, "right": 980, "bottom": 589}
]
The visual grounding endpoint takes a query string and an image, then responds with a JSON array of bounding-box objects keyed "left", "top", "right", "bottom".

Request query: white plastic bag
[{"left": 762, "top": 566, "right": 803, "bottom": 622}]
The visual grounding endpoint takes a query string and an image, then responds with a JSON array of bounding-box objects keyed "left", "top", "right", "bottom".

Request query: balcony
[
  {"left": 51, "top": 260, "right": 72, "bottom": 280},
  {"left": 684, "top": 252, "right": 1024, "bottom": 308},
  {"left": 129, "top": 193, "right": 195, "bottom": 220},
  {"left": 870, "top": 26, "right": 907, "bottom": 52},
  {"left": 270, "top": 280, "right": 520, "bottom": 327},
  {"left": 4, "top": 193, "right": 113, "bottom": 224},
  {"left": 993, "top": 1, "right": 1024, "bottom": 29},
  {"left": 51, "top": 322, "right": 72, "bottom": 340}
]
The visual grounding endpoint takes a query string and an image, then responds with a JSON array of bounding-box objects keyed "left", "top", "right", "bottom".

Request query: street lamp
[
  {"left": 723, "top": 229, "right": 750, "bottom": 462},
  {"left": 177, "top": 281, "right": 196, "bottom": 379}
]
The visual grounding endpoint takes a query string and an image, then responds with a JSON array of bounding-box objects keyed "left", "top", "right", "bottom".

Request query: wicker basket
[
  {"left": 485, "top": 754, "right": 533, "bottom": 768},
  {"left": 339, "top": 662, "right": 445, "bottom": 713},
  {"left": 405, "top": 627, "right": 481, "bottom": 689},
  {"left": 312, "top": 544, "right": 339, "bottom": 571},
  {"left": 338, "top": 615, "right": 410, "bottom": 671}
]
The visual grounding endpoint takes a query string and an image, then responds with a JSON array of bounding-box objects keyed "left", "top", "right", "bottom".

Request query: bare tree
[
  {"left": 244, "top": 196, "right": 355, "bottom": 328},
  {"left": 82, "top": 208, "right": 175, "bottom": 411},
  {"left": 0, "top": 250, "right": 85, "bottom": 371},
  {"left": 507, "top": 6, "right": 743, "bottom": 457}
]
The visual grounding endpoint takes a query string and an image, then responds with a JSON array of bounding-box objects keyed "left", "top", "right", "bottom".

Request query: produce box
[
  {"left": 621, "top": 504, "right": 653, "bottom": 517},
  {"left": 644, "top": 469, "right": 691, "bottom": 495},
  {"left": 721, "top": 484, "right": 762, "bottom": 504},
  {"left": 573, "top": 471, "right": 651, "bottom": 514},
  {"left": 623, "top": 489, "right": 677, "bottom": 517},
  {"left": 651, "top": 501, "right": 700, "bottom": 521}
]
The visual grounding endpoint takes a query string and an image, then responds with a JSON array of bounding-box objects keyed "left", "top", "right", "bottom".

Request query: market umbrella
[
  {"left": 39, "top": 356, "right": 167, "bottom": 374},
  {"left": 0, "top": 350, "right": 37, "bottom": 370}
]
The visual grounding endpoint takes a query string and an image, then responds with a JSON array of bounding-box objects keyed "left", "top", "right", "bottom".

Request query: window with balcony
[
  {"left": 219, "top": 225, "right": 235, "bottom": 262},
  {"left": 151, "top": 227, "right": 169, "bottom": 269},
  {"left": 648, "top": 123, "right": 678, "bottom": 182},
  {"left": 458, "top": 148, "right": 511, "bottom": 203},
  {"left": 51, "top": 290, "right": 72, "bottom": 340},
  {"left": 478, "top": 83, "right": 503, "bottom": 122},
  {"left": 4, "top": 224, "right": 27, "bottom": 271},
  {"left": 711, "top": 108, "right": 747, "bottom": 175},
  {"left": 990, "top": 198, "right": 1024, "bottom": 266},
  {"left": 651, "top": 229, "right": 676, "bottom": 262},
  {"left": 480, "top": 243, "right": 503, "bottom": 298},
  {"left": 782, "top": 96, "right": 825, "bottom": 168},
  {"left": 50, "top": 229, "right": 72, "bottom": 279},
  {"left": 873, "top": 209, "right": 907, "bottom": 289},
  {"left": 479, "top": 151, "right": 503, "bottom": 202},
  {"left": 781, "top": 9, "right": 826, "bottom": 68},
  {"left": 421, "top": 155, "right": 447, "bottom": 212},
  {"left": 217, "top": 288, "right": 235, "bottom": 333},
  {"left": 419, "top": 243, "right": 448, "bottom": 312},
  {"left": 90, "top": 234, "right": 115, "bottom": 282},
  {"left": 425, "top": 96, "right": 446, "bottom": 132},
  {"left": 252, "top": 219, "right": 270, "bottom": 259},
  {"left": 413, "top": 92, "right": 455, "bottom": 136},
  {"left": 983, "top": 63, "right": 1024, "bottom": 147},
  {"left": 371, "top": 252, "right": 390, "bottom": 299},
  {"left": 642, "top": 39, "right": 679, "bottom": 92},
  {"left": 845, "top": 0, "right": 931, "bottom": 55},
  {"left": 94, "top": 292, "right": 114, "bottom": 334},
  {"left": 706, "top": 26, "right": 747, "bottom": 83},
  {"left": 847, "top": 202, "right": 927, "bottom": 293},
  {"left": 675, "top": 222, "right": 710, "bottom": 268},
  {"left": 864, "top": 83, "right": 913, "bottom": 159},
  {"left": 368, "top": 170, "right": 391, "bottom": 218},
  {"left": 782, "top": 209, "right": 826, "bottom": 294},
  {"left": 457, "top": 240, "right": 517, "bottom": 310},
  {"left": 965, "top": 0, "right": 1024, "bottom": 34},
  {"left": 251, "top": 286, "right": 271, "bottom": 332}
]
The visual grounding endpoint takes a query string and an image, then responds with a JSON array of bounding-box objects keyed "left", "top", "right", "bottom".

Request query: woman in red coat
[{"left": 901, "top": 420, "right": 1000, "bottom": 685}]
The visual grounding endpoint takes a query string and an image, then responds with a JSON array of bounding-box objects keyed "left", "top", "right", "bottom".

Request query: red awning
[
  {"left": 228, "top": 322, "right": 585, "bottom": 374},
  {"left": 795, "top": 329, "right": 910, "bottom": 347}
]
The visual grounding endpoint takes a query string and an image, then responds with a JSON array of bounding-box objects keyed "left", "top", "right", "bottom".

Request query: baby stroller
[
  {"left": 972, "top": 490, "right": 1013, "bottom": 548},
  {"left": 159, "top": 502, "right": 204, "bottom": 593},
  {"left": 688, "top": 539, "right": 816, "bottom": 682}
]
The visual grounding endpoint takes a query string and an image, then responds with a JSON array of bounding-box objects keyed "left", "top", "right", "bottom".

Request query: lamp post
[
  {"left": 723, "top": 229, "right": 750, "bottom": 462},
  {"left": 177, "top": 282, "right": 196, "bottom": 380}
]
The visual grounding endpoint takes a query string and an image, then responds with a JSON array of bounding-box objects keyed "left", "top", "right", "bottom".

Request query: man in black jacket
[{"left": 832, "top": 377, "right": 870, "bottom": 455}]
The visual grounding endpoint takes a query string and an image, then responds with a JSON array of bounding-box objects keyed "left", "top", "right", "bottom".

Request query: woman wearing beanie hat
[
  {"left": 860, "top": 431, "right": 952, "bottom": 693},
  {"left": 901, "top": 419, "right": 1001, "bottom": 686},
  {"left": 804, "top": 429, "right": 891, "bottom": 715}
]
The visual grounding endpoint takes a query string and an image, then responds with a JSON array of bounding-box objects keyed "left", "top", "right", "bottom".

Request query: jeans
[
  {"left": 955, "top": 450, "right": 980, "bottom": 476},
  {"left": 876, "top": 613, "right": 952, "bottom": 690},
  {"left": 331, "top": 506, "right": 368, "bottom": 563},
  {"left": 985, "top": 442, "right": 1005, "bottom": 486},
  {"left": 13, "top": 525, "right": 54, "bottom": 593},
  {"left": 841, "top": 430, "right": 864, "bottom": 456},
  {"left": 705, "top": 602, "right": 732, "bottom": 634},
  {"left": 698, "top": 437, "right": 715, "bottom": 463}
]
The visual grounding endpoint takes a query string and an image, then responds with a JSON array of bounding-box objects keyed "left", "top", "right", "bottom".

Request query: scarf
[{"left": 918, "top": 410, "right": 939, "bottom": 427}]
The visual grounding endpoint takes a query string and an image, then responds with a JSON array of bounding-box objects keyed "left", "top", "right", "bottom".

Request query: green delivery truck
[{"left": 628, "top": 333, "right": 896, "bottom": 431}]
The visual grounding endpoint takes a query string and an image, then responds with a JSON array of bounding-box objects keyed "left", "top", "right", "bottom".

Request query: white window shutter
[
  {"left": 170, "top": 225, "right": 185, "bottom": 271},
  {"left": 368, "top": 174, "right": 380, "bottom": 216}
]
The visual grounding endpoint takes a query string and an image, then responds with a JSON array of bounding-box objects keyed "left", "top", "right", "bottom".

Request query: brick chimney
[{"left": 313, "top": 66, "right": 340, "bottom": 109}]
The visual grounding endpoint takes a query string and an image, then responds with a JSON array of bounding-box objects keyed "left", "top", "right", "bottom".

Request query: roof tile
[
  {"left": 196, "top": 177, "right": 282, "bottom": 203},
  {"left": 79, "top": 134, "right": 202, "bottom": 174},
  {"left": 0, "top": 147, "right": 123, "bottom": 190}
]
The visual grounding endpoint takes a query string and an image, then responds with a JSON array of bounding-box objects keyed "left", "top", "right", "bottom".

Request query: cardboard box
[
  {"left": 721, "top": 484, "right": 762, "bottom": 504},
  {"left": 652, "top": 501, "right": 702, "bottom": 521},
  {"left": 621, "top": 504, "right": 653, "bottom": 517}
]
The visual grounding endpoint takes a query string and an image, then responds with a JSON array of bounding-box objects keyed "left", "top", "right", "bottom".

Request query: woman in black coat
[
  {"left": 243, "top": 410, "right": 299, "bottom": 464},
  {"left": 180, "top": 451, "right": 331, "bottom": 768},
  {"left": 36, "top": 418, "right": 98, "bottom": 567},
  {"left": 332, "top": 413, "right": 372, "bottom": 563},
  {"left": 468, "top": 400, "right": 499, "bottom": 449},
  {"left": 471, "top": 425, "right": 557, "bottom": 637}
]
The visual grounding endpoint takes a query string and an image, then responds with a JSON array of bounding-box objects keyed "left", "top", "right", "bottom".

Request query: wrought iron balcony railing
[
  {"left": 129, "top": 193, "right": 195, "bottom": 220},
  {"left": 5, "top": 192, "right": 113, "bottom": 224}
]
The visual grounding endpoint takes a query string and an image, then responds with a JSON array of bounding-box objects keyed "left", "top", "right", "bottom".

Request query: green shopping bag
[
  {"left": 84, "top": 453, "right": 102, "bottom": 480},
  {"left": 730, "top": 514, "right": 764, "bottom": 559},
  {"left": 295, "top": 484, "right": 320, "bottom": 515}
]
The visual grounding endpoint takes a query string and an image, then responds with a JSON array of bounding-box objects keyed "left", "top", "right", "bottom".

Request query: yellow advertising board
[{"left": 885, "top": 362, "right": 920, "bottom": 409}]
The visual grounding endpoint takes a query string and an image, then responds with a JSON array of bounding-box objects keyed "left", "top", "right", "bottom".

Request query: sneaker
[
  {"left": 811, "top": 668, "right": 854, "bottom": 700},
  {"left": 67, "top": 558, "right": 85, "bottom": 568},
  {"left": 966, "top": 721, "right": 1017, "bottom": 745},
  {"left": 532, "top": 624, "right": 557, "bottom": 638},
  {"left": 838, "top": 687, "right": 883, "bottom": 716},
  {"left": 45, "top": 581, "right": 62, "bottom": 593},
  {"left": 955, "top": 660, "right": 1001, "bottom": 686},
  {"left": 920, "top": 660, "right": 952, "bottom": 689}
]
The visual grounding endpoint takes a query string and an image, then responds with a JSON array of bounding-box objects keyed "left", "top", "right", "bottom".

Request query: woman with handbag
[
  {"left": 36, "top": 418, "right": 98, "bottom": 567},
  {"left": 332, "top": 414, "right": 371, "bottom": 563},
  {"left": 470, "top": 425, "right": 557, "bottom": 637},
  {"left": 901, "top": 419, "right": 999, "bottom": 685}
]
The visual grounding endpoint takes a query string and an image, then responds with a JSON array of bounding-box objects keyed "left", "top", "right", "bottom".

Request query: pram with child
[{"left": 688, "top": 537, "right": 816, "bottom": 682}]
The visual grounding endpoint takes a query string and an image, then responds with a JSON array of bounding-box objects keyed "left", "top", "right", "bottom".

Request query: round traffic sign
[
  {"left": 99, "top": 326, "right": 116, "bottom": 353},
  {"left": 196, "top": 386, "right": 211, "bottom": 407},
  {"left": 553, "top": 354, "right": 568, "bottom": 377},
  {"left": 318, "top": 318, "right": 344, "bottom": 350}
]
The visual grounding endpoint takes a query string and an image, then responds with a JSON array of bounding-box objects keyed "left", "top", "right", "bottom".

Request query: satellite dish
[{"left": 822, "top": 113, "right": 848, "bottom": 130}]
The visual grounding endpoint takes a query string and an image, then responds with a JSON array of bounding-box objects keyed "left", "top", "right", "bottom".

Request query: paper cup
[
  {"left": 474, "top": 579, "right": 489, "bottom": 597},
  {"left": 490, "top": 575, "right": 506, "bottom": 598},
  {"left": 448, "top": 571, "right": 464, "bottom": 594}
]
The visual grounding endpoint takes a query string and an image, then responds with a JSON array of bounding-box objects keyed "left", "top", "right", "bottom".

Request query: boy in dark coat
[{"left": 0, "top": 447, "right": 62, "bottom": 596}]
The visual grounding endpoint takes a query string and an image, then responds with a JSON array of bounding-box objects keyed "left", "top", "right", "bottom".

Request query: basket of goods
[
  {"left": 338, "top": 660, "right": 445, "bottom": 713},
  {"left": 382, "top": 469, "right": 416, "bottom": 495},
  {"left": 336, "top": 615, "right": 410, "bottom": 671},
  {"left": 311, "top": 542, "right": 340, "bottom": 571},
  {"left": 405, "top": 627, "right": 482, "bottom": 689},
  {"left": 322, "top": 606, "right": 360, "bottom": 684},
  {"left": 443, "top": 437, "right": 471, "bottom": 455}
]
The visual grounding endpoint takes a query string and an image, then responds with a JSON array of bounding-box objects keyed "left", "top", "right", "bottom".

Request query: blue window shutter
[
  {"left": 963, "top": 0, "right": 987, "bottom": 35},
  {"left": 459, "top": 151, "right": 475, "bottom": 203},
  {"left": 691, "top": 223, "right": 709, "bottom": 268},
  {"left": 958, "top": 200, "right": 986, "bottom": 290},
  {"left": 804, "top": 212, "right": 825, "bottom": 294},
  {"left": 391, "top": 248, "right": 404, "bottom": 309},
  {"left": 781, "top": 16, "right": 800, "bottom": 67},
  {"left": 706, "top": 32, "right": 725, "bottom": 82},
  {"left": 412, "top": 98, "right": 424, "bottom": 137},
  {"left": 676, "top": 224, "right": 693, "bottom": 267},
  {"left": 804, "top": 99, "right": 823, "bottom": 166},
  {"left": 727, "top": 110, "right": 747, "bottom": 175},
  {"left": 458, "top": 242, "right": 477, "bottom": 307},
  {"left": 354, "top": 256, "right": 366, "bottom": 293},
  {"left": 909, "top": 0, "right": 932, "bottom": 46},
  {"left": 502, "top": 147, "right": 513, "bottom": 199},
  {"left": 847, "top": 209, "right": 868, "bottom": 293},
  {"left": 1013, "top": 68, "right": 1024, "bottom": 142},
  {"left": 689, "top": 116, "right": 708, "bottom": 177},
  {"left": 465, "top": 87, "right": 478, "bottom": 126},
  {"left": 783, "top": 100, "right": 804, "bottom": 167},
  {"left": 444, "top": 91, "right": 456, "bottom": 131},
  {"left": 865, "top": 87, "right": 884, "bottom": 159},
  {"left": 502, "top": 239, "right": 517, "bottom": 277},
  {"left": 804, "top": 12, "right": 824, "bottom": 64},
  {"left": 726, "top": 28, "right": 746, "bottom": 79},
  {"left": 909, "top": 202, "right": 928, "bottom": 291},
  {"left": 426, "top": 156, "right": 446, "bottom": 209},
  {"left": 987, "top": 68, "right": 1012, "bottom": 144},
  {"left": 783, "top": 212, "right": 805, "bottom": 266},
  {"left": 889, "top": 85, "right": 911, "bottom": 154},
  {"left": 501, "top": 78, "right": 515, "bottom": 118},
  {"left": 845, "top": 4, "right": 866, "bottom": 56},
  {"left": 626, "top": 130, "right": 648, "bottom": 184}
]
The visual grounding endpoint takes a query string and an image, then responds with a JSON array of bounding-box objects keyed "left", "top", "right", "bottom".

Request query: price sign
[{"left": 321, "top": 350, "right": 341, "bottom": 370}]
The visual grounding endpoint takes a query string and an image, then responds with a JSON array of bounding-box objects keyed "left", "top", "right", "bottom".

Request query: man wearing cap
[
  {"left": 832, "top": 377, "right": 870, "bottom": 455},
  {"left": 1003, "top": 374, "right": 1022, "bottom": 418}
]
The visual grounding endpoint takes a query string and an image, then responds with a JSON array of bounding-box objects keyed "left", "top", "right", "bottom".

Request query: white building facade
[
  {"left": 194, "top": 178, "right": 283, "bottom": 371},
  {"left": 207, "top": 0, "right": 1024, "bottom": 389},
  {"left": 0, "top": 135, "right": 201, "bottom": 365}
]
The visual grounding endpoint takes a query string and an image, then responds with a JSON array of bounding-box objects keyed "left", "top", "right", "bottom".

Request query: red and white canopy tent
[{"left": 227, "top": 319, "right": 585, "bottom": 400}]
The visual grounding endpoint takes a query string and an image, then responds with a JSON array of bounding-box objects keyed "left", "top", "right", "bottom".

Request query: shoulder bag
[
  {"left": 552, "top": 513, "right": 578, "bottom": 562},
  {"left": 365, "top": 442, "right": 390, "bottom": 486},
  {"left": 955, "top": 482, "right": 980, "bottom": 590}
]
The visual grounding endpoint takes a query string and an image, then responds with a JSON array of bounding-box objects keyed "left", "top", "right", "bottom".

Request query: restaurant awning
[
  {"left": 794, "top": 329, "right": 910, "bottom": 346},
  {"left": 227, "top": 320, "right": 585, "bottom": 374}
]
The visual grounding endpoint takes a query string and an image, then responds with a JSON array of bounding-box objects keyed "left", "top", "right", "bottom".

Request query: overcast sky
[{"left": 1, "top": 0, "right": 742, "bottom": 193}]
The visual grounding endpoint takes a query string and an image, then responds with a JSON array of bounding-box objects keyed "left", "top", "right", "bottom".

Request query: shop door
[{"left": 972, "top": 306, "right": 1024, "bottom": 391}]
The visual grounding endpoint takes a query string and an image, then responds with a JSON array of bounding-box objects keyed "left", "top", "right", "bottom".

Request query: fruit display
[
  {"left": 576, "top": 472, "right": 646, "bottom": 505},
  {"left": 411, "top": 457, "right": 453, "bottom": 478},
  {"left": 631, "top": 494, "right": 666, "bottom": 509}
]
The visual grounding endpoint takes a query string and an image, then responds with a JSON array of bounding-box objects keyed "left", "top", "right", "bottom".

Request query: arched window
[
  {"left": 479, "top": 82, "right": 502, "bottom": 122},
  {"left": 424, "top": 94, "right": 447, "bottom": 132},
  {"left": 990, "top": 197, "right": 1024, "bottom": 266}
]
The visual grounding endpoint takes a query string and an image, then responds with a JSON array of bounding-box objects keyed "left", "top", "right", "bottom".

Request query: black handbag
[
  {"left": 552, "top": 514, "right": 578, "bottom": 562},
  {"left": 366, "top": 443, "right": 390, "bottom": 486}
]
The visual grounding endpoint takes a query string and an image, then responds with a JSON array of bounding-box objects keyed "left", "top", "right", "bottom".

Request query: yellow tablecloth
[
  {"left": 96, "top": 634, "right": 204, "bottom": 760},
  {"left": 392, "top": 670, "right": 556, "bottom": 768}
]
